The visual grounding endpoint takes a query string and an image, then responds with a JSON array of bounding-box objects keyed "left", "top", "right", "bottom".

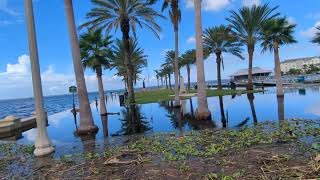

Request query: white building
[{"left": 281, "top": 57, "right": 320, "bottom": 74}]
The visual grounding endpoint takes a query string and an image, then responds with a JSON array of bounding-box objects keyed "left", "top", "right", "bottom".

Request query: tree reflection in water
[
  {"left": 277, "top": 95, "right": 285, "bottom": 125},
  {"left": 218, "top": 96, "right": 228, "bottom": 128},
  {"left": 101, "top": 115, "right": 108, "bottom": 138},
  {"left": 162, "top": 99, "right": 216, "bottom": 132},
  {"left": 247, "top": 93, "right": 258, "bottom": 124},
  {"left": 113, "top": 105, "right": 151, "bottom": 136}
]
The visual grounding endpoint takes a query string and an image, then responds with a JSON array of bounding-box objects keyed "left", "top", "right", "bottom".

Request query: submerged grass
[{"left": 135, "top": 89, "right": 261, "bottom": 104}]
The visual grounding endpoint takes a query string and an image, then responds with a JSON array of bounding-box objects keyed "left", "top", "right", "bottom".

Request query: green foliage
[
  {"left": 260, "top": 17, "right": 297, "bottom": 52},
  {"left": 203, "top": 25, "right": 244, "bottom": 61},
  {"left": 287, "top": 68, "right": 302, "bottom": 75},
  {"left": 79, "top": 28, "right": 113, "bottom": 74},
  {"left": 126, "top": 119, "right": 320, "bottom": 165},
  {"left": 81, "top": 0, "right": 164, "bottom": 39},
  {"left": 227, "top": 4, "right": 279, "bottom": 47},
  {"left": 111, "top": 38, "right": 148, "bottom": 84}
]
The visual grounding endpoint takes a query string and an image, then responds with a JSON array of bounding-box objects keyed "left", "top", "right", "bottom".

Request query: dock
[{"left": 0, "top": 114, "right": 47, "bottom": 140}]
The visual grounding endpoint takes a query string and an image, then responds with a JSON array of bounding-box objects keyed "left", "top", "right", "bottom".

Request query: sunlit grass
[{"left": 135, "top": 88, "right": 262, "bottom": 104}]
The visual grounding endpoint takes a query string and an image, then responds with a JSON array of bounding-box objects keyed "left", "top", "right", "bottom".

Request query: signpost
[{"left": 69, "top": 86, "right": 77, "bottom": 128}]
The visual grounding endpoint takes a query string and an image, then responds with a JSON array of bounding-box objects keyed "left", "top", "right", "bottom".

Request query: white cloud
[
  {"left": 5, "top": 54, "right": 30, "bottom": 75},
  {"left": 0, "top": 55, "right": 124, "bottom": 99},
  {"left": 242, "top": 0, "right": 260, "bottom": 7},
  {"left": 287, "top": 16, "right": 296, "bottom": 25},
  {"left": 186, "top": 36, "right": 196, "bottom": 44},
  {"left": 300, "top": 21, "right": 320, "bottom": 38},
  {"left": 185, "top": 0, "right": 231, "bottom": 12},
  {"left": 0, "top": 0, "right": 19, "bottom": 16}
]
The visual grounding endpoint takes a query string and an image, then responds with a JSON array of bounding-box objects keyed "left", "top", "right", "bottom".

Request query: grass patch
[{"left": 135, "top": 89, "right": 261, "bottom": 104}]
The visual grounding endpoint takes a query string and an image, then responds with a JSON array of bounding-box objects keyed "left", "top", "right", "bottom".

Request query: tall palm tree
[
  {"left": 227, "top": 4, "right": 279, "bottom": 90},
  {"left": 81, "top": 0, "right": 163, "bottom": 105},
  {"left": 79, "top": 28, "right": 113, "bottom": 116},
  {"left": 111, "top": 38, "right": 148, "bottom": 88},
  {"left": 160, "top": 0, "right": 181, "bottom": 107},
  {"left": 64, "top": 0, "right": 98, "bottom": 135},
  {"left": 194, "top": 0, "right": 211, "bottom": 120},
  {"left": 203, "top": 25, "right": 244, "bottom": 91},
  {"left": 260, "top": 17, "right": 297, "bottom": 96},
  {"left": 311, "top": 26, "right": 320, "bottom": 44},
  {"left": 180, "top": 49, "right": 196, "bottom": 92}
]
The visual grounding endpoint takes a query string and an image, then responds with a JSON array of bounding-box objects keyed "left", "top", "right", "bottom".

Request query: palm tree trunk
[
  {"left": 64, "top": 0, "right": 97, "bottom": 135},
  {"left": 216, "top": 52, "right": 222, "bottom": 91},
  {"left": 96, "top": 66, "right": 107, "bottom": 115},
  {"left": 194, "top": 0, "right": 211, "bottom": 120},
  {"left": 277, "top": 95, "right": 285, "bottom": 123},
  {"left": 161, "top": 77, "right": 163, "bottom": 87},
  {"left": 247, "top": 44, "right": 254, "bottom": 90},
  {"left": 174, "top": 28, "right": 180, "bottom": 107},
  {"left": 187, "top": 65, "right": 191, "bottom": 92},
  {"left": 247, "top": 93, "right": 257, "bottom": 124},
  {"left": 25, "top": 0, "right": 54, "bottom": 156},
  {"left": 168, "top": 74, "right": 172, "bottom": 89},
  {"left": 121, "top": 19, "right": 135, "bottom": 105},
  {"left": 273, "top": 41, "right": 284, "bottom": 96},
  {"left": 165, "top": 76, "right": 168, "bottom": 89}
]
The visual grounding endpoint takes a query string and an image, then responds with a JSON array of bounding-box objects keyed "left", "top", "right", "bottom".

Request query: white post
[{"left": 25, "top": 0, "right": 54, "bottom": 156}]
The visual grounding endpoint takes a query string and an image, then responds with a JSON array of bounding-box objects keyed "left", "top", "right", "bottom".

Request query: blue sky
[{"left": 0, "top": 0, "right": 320, "bottom": 99}]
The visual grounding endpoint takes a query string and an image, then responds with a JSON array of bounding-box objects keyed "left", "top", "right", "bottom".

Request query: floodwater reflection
[
  {"left": 113, "top": 105, "right": 151, "bottom": 136},
  {"left": 7, "top": 87, "right": 320, "bottom": 145},
  {"left": 218, "top": 96, "right": 228, "bottom": 128},
  {"left": 247, "top": 93, "right": 258, "bottom": 124},
  {"left": 277, "top": 95, "right": 285, "bottom": 122},
  {"left": 101, "top": 115, "right": 108, "bottom": 138}
]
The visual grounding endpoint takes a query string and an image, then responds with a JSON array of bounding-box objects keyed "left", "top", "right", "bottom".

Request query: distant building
[
  {"left": 280, "top": 56, "right": 320, "bottom": 74},
  {"left": 230, "top": 67, "right": 272, "bottom": 81}
]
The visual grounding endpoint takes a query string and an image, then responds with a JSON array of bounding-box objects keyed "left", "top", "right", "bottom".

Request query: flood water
[{"left": 2, "top": 86, "right": 320, "bottom": 152}]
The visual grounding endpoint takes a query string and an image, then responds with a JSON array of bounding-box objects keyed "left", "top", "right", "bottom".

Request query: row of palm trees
[
  {"left": 79, "top": 29, "right": 148, "bottom": 116},
  {"left": 72, "top": 0, "right": 320, "bottom": 134},
  {"left": 156, "top": 3, "right": 299, "bottom": 99}
]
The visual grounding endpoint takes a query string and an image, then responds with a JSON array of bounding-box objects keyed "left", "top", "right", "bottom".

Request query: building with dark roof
[{"left": 230, "top": 67, "right": 272, "bottom": 81}]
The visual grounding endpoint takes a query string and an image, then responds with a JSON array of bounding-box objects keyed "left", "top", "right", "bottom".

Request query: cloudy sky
[{"left": 0, "top": 0, "right": 319, "bottom": 100}]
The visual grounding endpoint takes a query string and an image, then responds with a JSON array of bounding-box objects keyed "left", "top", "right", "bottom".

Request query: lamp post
[
  {"left": 25, "top": 0, "right": 54, "bottom": 156},
  {"left": 69, "top": 86, "right": 78, "bottom": 129}
]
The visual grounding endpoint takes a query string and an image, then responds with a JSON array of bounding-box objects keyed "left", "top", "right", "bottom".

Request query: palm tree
[
  {"left": 64, "top": 0, "right": 98, "bottom": 135},
  {"left": 194, "top": 0, "right": 211, "bottom": 120},
  {"left": 154, "top": 70, "right": 160, "bottom": 88},
  {"left": 260, "top": 17, "right": 297, "bottom": 96},
  {"left": 161, "top": 64, "right": 173, "bottom": 89},
  {"left": 111, "top": 38, "right": 148, "bottom": 88},
  {"left": 82, "top": 0, "right": 163, "bottom": 105},
  {"left": 160, "top": 0, "right": 181, "bottom": 107},
  {"left": 203, "top": 25, "right": 244, "bottom": 91},
  {"left": 79, "top": 28, "right": 113, "bottom": 116},
  {"left": 180, "top": 49, "right": 196, "bottom": 92},
  {"left": 227, "top": 4, "right": 279, "bottom": 90},
  {"left": 312, "top": 26, "right": 320, "bottom": 44}
]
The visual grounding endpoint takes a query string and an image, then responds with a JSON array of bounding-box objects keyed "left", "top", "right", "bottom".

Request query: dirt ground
[{"left": 17, "top": 143, "right": 318, "bottom": 180}]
